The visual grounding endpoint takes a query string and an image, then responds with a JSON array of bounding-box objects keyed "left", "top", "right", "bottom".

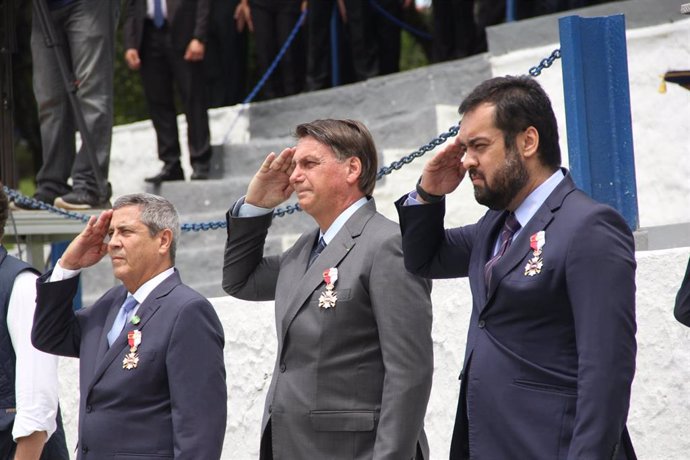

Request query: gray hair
[{"left": 113, "top": 193, "right": 181, "bottom": 263}]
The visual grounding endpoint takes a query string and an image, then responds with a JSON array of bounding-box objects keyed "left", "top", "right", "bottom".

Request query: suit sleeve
[
  {"left": 369, "top": 231, "right": 434, "bottom": 460},
  {"left": 31, "top": 272, "right": 82, "bottom": 358},
  {"left": 565, "top": 206, "right": 636, "bottom": 459},
  {"left": 395, "top": 194, "right": 475, "bottom": 279},
  {"left": 193, "top": 0, "right": 211, "bottom": 42},
  {"left": 674, "top": 257, "right": 690, "bottom": 327},
  {"left": 222, "top": 208, "right": 281, "bottom": 300},
  {"left": 167, "top": 297, "right": 227, "bottom": 459},
  {"left": 122, "top": 0, "right": 139, "bottom": 50}
]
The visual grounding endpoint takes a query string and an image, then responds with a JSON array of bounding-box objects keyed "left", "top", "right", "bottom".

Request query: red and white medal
[
  {"left": 319, "top": 267, "right": 338, "bottom": 309},
  {"left": 123, "top": 330, "right": 142, "bottom": 370}
]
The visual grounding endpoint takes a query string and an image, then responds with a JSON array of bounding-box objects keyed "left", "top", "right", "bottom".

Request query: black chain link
[{"left": 5, "top": 49, "right": 561, "bottom": 231}]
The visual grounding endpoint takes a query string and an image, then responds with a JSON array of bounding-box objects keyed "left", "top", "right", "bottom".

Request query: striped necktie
[
  {"left": 484, "top": 213, "right": 521, "bottom": 289},
  {"left": 308, "top": 237, "right": 326, "bottom": 268}
]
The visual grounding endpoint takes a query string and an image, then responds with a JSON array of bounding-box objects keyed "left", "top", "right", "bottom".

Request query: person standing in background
[
  {"left": 23, "top": 0, "right": 119, "bottom": 210},
  {"left": 123, "top": 0, "right": 214, "bottom": 183},
  {"left": 234, "top": 0, "right": 306, "bottom": 100}
]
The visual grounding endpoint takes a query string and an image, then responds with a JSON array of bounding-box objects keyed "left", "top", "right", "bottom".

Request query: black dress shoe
[
  {"left": 144, "top": 165, "right": 185, "bottom": 184},
  {"left": 191, "top": 162, "right": 210, "bottom": 180}
]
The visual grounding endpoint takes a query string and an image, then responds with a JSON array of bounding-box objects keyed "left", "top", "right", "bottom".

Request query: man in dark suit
[
  {"left": 123, "top": 0, "right": 213, "bottom": 182},
  {"left": 223, "top": 119, "right": 433, "bottom": 459},
  {"left": 396, "top": 76, "right": 637, "bottom": 459},
  {"left": 31, "top": 193, "right": 226, "bottom": 459}
]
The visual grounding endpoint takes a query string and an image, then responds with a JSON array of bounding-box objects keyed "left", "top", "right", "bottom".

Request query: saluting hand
[
  {"left": 59, "top": 210, "right": 113, "bottom": 270},
  {"left": 245, "top": 147, "right": 296, "bottom": 209},
  {"left": 419, "top": 135, "right": 467, "bottom": 199}
]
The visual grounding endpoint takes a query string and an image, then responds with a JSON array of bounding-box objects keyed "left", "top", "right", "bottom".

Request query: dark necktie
[
  {"left": 308, "top": 237, "right": 326, "bottom": 268},
  {"left": 484, "top": 213, "right": 521, "bottom": 288},
  {"left": 107, "top": 295, "right": 138, "bottom": 346},
  {"left": 153, "top": 0, "right": 165, "bottom": 28}
]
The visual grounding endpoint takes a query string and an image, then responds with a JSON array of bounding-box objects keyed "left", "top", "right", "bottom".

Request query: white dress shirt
[
  {"left": 146, "top": 0, "right": 168, "bottom": 20},
  {"left": 7, "top": 270, "right": 58, "bottom": 442}
]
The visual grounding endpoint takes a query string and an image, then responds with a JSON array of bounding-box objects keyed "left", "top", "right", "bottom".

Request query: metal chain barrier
[{"left": 6, "top": 49, "right": 561, "bottom": 232}]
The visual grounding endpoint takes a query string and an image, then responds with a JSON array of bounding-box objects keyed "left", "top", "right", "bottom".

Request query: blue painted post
[
  {"left": 559, "top": 14, "right": 639, "bottom": 230},
  {"left": 330, "top": 1, "right": 340, "bottom": 88}
]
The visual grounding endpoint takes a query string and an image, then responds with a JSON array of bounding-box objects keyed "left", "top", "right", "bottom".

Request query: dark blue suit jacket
[
  {"left": 396, "top": 172, "right": 637, "bottom": 460},
  {"left": 31, "top": 270, "right": 226, "bottom": 460}
]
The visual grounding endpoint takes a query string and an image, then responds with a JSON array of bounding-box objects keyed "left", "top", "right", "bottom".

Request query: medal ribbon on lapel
[
  {"left": 319, "top": 268, "right": 338, "bottom": 309},
  {"left": 123, "top": 330, "right": 142, "bottom": 370},
  {"left": 524, "top": 231, "right": 546, "bottom": 276}
]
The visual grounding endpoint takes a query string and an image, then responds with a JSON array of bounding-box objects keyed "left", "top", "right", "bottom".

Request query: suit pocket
[
  {"left": 309, "top": 410, "right": 377, "bottom": 432},
  {"left": 512, "top": 378, "right": 577, "bottom": 396},
  {"left": 113, "top": 454, "right": 172, "bottom": 459}
]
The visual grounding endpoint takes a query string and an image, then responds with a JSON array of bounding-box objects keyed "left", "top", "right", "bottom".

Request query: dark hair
[
  {"left": 294, "top": 119, "right": 378, "bottom": 196},
  {"left": 459, "top": 75, "right": 561, "bottom": 169},
  {"left": 0, "top": 183, "right": 7, "bottom": 241},
  {"left": 113, "top": 193, "right": 180, "bottom": 263}
]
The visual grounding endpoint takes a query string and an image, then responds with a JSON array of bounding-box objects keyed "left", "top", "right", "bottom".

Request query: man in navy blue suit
[
  {"left": 396, "top": 76, "right": 637, "bottom": 459},
  {"left": 32, "top": 193, "right": 226, "bottom": 459}
]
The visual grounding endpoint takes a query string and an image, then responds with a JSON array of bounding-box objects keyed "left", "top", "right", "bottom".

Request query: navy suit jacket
[
  {"left": 31, "top": 270, "right": 226, "bottom": 460},
  {"left": 396, "top": 172, "right": 637, "bottom": 460}
]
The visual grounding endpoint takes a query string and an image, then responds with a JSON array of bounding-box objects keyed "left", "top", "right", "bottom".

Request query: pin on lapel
[{"left": 524, "top": 231, "right": 546, "bottom": 276}]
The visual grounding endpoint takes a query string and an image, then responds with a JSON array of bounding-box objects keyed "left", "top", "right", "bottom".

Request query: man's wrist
[{"left": 416, "top": 177, "right": 444, "bottom": 204}]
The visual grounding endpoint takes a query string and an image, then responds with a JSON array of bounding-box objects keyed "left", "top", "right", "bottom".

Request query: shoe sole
[{"left": 54, "top": 197, "right": 112, "bottom": 211}]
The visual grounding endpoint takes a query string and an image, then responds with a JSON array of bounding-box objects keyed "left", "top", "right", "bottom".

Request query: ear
[
  {"left": 519, "top": 126, "right": 540, "bottom": 159},
  {"left": 345, "top": 156, "right": 362, "bottom": 186},
  {"left": 158, "top": 228, "right": 173, "bottom": 256}
]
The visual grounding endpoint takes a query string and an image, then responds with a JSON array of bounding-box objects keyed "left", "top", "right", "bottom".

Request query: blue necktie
[
  {"left": 107, "top": 296, "right": 138, "bottom": 347},
  {"left": 153, "top": 0, "right": 165, "bottom": 28},
  {"left": 484, "top": 213, "right": 521, "bottom": 289},
  {"left": 308, "top": 237, "right": 326, "bottom": 268}
]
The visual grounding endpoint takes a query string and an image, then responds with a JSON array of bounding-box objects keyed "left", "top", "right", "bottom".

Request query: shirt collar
[
  {"left": 130, "top": 267, "right": 175, "bottom": 304},
  {"left": 513, "top": 169, "right": 565, "bottom": 229},
  {"left": 321, "top": 197, "right": 369, "bottom": 244}
]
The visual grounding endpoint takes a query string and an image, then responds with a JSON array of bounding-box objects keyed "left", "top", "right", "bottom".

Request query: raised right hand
[
  {"left": 419, "top": 135, "right": 467, "bottom": 198},
  {"left": 59, "top": 210, "right": 113, "bottom": 270},
  {"left": 245, "top": 148, "right": 296, "bottom": 209}
]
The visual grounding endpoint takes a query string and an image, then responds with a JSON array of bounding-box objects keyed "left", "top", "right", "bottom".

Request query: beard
[{"left": 471, "top": 146, "right": 529, "bottom": 210}]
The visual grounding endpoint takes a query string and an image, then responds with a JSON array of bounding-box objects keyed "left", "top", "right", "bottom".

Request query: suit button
[
  {"left": 268, "top": 405, "right": 273, "bottom": 413},
  {"left": 478, "top": 320, "right": 486, "bottom": 328},
  {"left": 82, "top": 446, "right": 88, "bottom": 454},
  {"left": 86, "top": 405, "right": 93, "bottom": 413},
  {"left": 280, "top": 363, "right": 286, "bottom": 373}
]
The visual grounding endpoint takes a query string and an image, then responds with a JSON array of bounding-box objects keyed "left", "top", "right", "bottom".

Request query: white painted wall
[{"left": 53, "top": 16, "right": 690, "bottom": 460}]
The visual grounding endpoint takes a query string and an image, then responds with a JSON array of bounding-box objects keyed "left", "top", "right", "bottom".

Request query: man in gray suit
[
  {"left": 32, "top": 193, "right": 227, "bottom": 459},
  {"left": 223, "top": 119, "right": 433, "bottom": 459}
]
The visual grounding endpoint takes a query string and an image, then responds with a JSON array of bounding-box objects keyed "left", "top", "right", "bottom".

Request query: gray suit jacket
[
  {"left": 223, "top": 198, "right": 433, "bottom": 460},
  {"left": 32, "top": 270, "right": 227, "bottom": 460}
]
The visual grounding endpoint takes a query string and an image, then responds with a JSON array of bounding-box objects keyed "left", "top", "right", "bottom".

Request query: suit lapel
[
  {"left": 483, "top": 171, "right": 577, "bottom": 309},
  {"left": 94, "top": 291, "right": 127, "bottom": 365},
  {"left": 279, "top": 200, "right": 376, "bottom": 348},
  {"left": 88, "top": 272, "right": 181, "bottom": 393}
]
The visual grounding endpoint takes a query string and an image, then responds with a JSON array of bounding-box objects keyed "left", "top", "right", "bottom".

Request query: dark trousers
[
  {"left": 368, "top": 0, "right": 401, "bottom": 75},
  {"left": 252, "top": 0, "right": 305, "bottom": 99},
  {"left": 306, "top": 0, "right": 377, "bottom": 91},
  {"left": 139, "top": 21, "right": 211, "bottom": 168}
]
